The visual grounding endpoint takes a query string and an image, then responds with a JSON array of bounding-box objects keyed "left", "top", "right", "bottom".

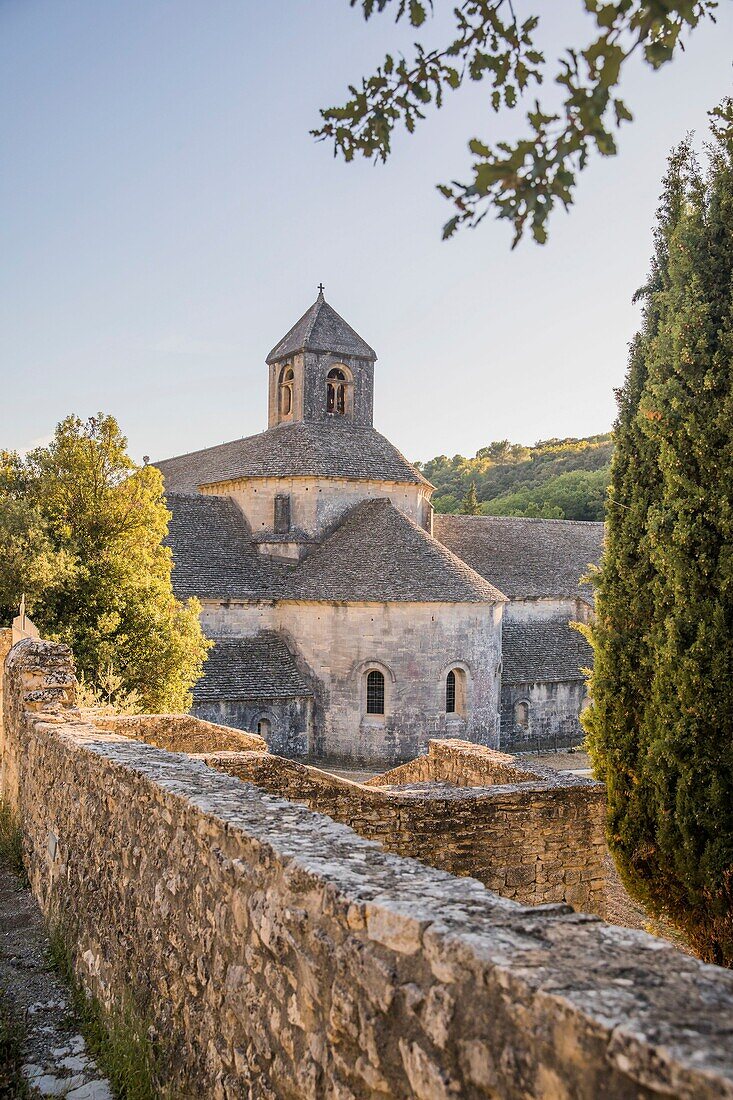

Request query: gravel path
[{"left": 0, "top": 864, "right": 112, "bottom": 1099}]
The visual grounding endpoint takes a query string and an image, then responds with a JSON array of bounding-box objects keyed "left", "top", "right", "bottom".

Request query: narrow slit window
[
  {"left": 366, "top": 670, "right": 385, "bottom": 715},
  {"left": 274, "top": 493, "right": 291, "bottom": 534},
  {"left": 446, "top": 670, "right": 456, "bottom": 713},
  {"left": 279, "top": 365, "right": 294, "bottom": 417}
]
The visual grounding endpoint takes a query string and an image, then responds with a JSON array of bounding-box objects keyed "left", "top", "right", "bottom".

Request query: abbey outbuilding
[{"left": 155, "top": 292, "right": 602, "bottom": 764}]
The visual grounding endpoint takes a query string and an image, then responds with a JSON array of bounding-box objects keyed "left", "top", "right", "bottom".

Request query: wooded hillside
[{"left": 416, "top": 435, "right": 613, "bottom": 521}]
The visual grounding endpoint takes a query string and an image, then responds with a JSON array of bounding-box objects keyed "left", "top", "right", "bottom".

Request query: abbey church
[{"left": 155, "top": 292, "right": 603, "bottom": 764}]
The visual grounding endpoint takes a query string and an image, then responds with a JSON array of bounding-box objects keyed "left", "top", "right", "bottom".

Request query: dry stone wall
[
  {"left": 4, "top": 640, "right": 733, "bottom": 1099},
  {"left": 202, "top": 740, "right": 606, "bottom": 914},
  {"left": 368, "top": 739, "right": 547, "bottom": 787},
  {"left": 91, "top": 713, "right": 266, "bottom": 753}
]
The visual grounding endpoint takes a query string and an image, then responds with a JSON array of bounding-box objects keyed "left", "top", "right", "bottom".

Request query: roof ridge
[
  {"left": 439, "top": 514, "right": 604, "bottom": 529},
  {"left": 207, "top": 629, "right": 281, "bottom": 642},
  {"left": 302, "top": 294, "right": 324, "bottom": 346}
]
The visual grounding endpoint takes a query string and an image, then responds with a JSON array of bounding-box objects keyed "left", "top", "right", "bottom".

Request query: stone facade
[
  {"left": 201, "top": 474, "right": 433, "bottom": 553},
  {"left": 192, "top": 696, "right": 313, "bottom": 758},
  {"left": 500, "top": 679, "right": 589, "bottom": 751},
  {"left": 201, "top": 739, "right": 606, "bottom": 914},
  {"left": 268, "top": 350, "right": 377, "bottom": 430},
  {"left": 4, "top": 638, "right": 733, "bottom": 1099},
  {"left": 499, "top": 597, "right": 594, "bottom": 751},
  {"left": 200, "top": 600, "right": 503, "bottom": 763}
]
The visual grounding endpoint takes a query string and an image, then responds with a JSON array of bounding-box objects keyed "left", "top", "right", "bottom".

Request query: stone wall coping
[{"left": 89, "top": 713, "right": 267, "bottom": 752}]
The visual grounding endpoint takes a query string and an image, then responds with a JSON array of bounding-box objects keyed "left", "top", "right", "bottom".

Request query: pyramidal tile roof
[
  {"left": 164, "top": 492, "right": 287, "bottom": 601},
  {"left": 165, "top": 493, "right": 505, "bottom": 605},
  {"left": 266, "top": 292, "right": 377, "bottom": 364},
  {"left": 501, "top": 618, "right": 593, "bottom": 684},
  {"left": 192, "top": 633, "right": 314, "bottom": 701},
  {"left": 154, "top": 420, "right": 429, "bottom": 492},
  {"left": 292, "top": 498, "right": 507, "bottom": 604}
]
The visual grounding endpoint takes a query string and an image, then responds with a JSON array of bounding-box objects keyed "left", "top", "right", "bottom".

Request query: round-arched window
[
  {"left": 327, "top": 367, "right": 348, "bottom": 416},
  {"left": 366, "top": 669, "right": 385, "bottom": 715},
  {"left": 279, "top": 365, "right": 294, "bottom": 417},
  {"left": 257, "top": 717, "right": 272, "bottom": 739},
  {"left": 513, "top": 701, "right": 530, "bottom": 730},
  {"left": 445, "top": 667, "right": 467, "bottom": 715}
]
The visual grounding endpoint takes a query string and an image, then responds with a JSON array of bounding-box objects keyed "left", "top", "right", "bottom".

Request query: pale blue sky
[{"left": 1, "top": 1, "right": 731, "bottom": 464}]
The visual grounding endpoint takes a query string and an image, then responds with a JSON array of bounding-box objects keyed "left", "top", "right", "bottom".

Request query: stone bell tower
[{"left": 266, "top": 289, "right": 377, "bottom": 429}]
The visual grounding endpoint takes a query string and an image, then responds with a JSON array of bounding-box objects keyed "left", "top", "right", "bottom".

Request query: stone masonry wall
[
  {"left": 500, "top": 679, "right": 588, "bottom": 752},
  {"left": 5, "top": 640, "right": 733, "bottom": 1098},
  {"left": 203, "top": 475, "right": 431, "bottom": 544},
  {"left": 191, "top": 696, "right": 312, "bottom": 758},
  {"left": 202, "top": 740, "right": 606, "bottom": 914},
  {"left": 201, "top": 599, "right": 503, "bottom": 764}
]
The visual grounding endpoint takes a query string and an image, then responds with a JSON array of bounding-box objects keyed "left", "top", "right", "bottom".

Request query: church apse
[{"left": 155, "top": 290, "right": 601, "bottom": 764}]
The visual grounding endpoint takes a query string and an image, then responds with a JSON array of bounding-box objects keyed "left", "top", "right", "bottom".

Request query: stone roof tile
[
  {"left": 266, "top": 292, "right": 376, "bottom": 363},
  {"left": 294, "top": 498, "right": 506, "bottom": 604},
  {"left": 193, "top": 633, "right": 313, "bottom": 701},
  {"left": 165, "top": 493, "right": 287, "bottom": 601},
  {"left": 502, "top": 618, "right": 593, "bottom": 684},
  {"left": 434, "top": 514, "right": 603, "bottom": 603},
  {"left": 165, "top": 493, "right": 504, "bottom": 605},
  {"left": 155, "top": 420, "right": 428, "bottom": 493}
]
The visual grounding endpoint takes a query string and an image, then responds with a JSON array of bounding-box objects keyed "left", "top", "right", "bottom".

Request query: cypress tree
[
  {"left": 584, "top": 121, "right": 733, "bottom": 963},
  {"left": 461, "top": 482, "right": 481, "bottom": 514}
]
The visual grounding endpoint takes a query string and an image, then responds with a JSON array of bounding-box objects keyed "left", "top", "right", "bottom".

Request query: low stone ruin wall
[
  {"left": 4, "top": 639, "right": 733, "bottom": 1099},
  {"left": 367, "top": 738, "right": 551, "bottom": 787},
  {"left": 202, "top": 740, "right": 606, "bottom": 914},
  {"left": 91, "top": 713, "right": 266, "bottom": 754}
]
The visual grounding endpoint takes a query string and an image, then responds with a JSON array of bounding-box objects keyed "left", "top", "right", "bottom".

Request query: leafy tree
[
  {"left": 475, "top": 440, "right": 529, "bottom": 463},
  {"left": 314, "top": 1, "right": 720, "bottom": 245},
  {"left": 433, "top": 492, "right": 461, "bottom": 514},
  {"left": 481, "top": 467, "right": 609, "bottom": 519},
  {"left": 417, "top": 433, "right": 613, "bottom": 518},
  {"left": 461, "top": 481, "right": 482, "bottom": 513},
  {"left": 0, "top": 415, "right": 210, "bottom": 712},
  {"left": 583, "top": 118, "right": 733, "bottom": 963},
  {"left": 0, "top": 495, "right": 74, "bottom": 625}
]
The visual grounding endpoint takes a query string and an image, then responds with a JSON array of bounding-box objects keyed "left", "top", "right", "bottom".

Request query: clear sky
[{"left": 1, "top": 1, "right": 731, "bottom": 464}]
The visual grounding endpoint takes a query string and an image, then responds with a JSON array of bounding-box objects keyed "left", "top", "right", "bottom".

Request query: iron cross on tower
[{"left": 317, "top": 282, "right": 325, "bottom": 295}]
